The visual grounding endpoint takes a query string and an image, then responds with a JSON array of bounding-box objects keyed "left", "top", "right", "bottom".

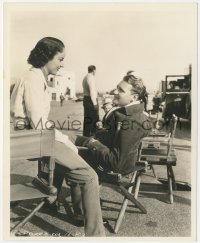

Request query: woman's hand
[{"left": 55, "top": 129, "right": 78, "bottom": 153}]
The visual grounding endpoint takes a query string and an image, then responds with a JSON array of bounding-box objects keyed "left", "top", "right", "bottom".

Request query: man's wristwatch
[{"left": 88, "top": 138, "right": 97, "bottom": 145}]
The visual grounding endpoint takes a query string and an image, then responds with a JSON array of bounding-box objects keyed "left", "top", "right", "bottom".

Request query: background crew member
[{"left": 82, "top": 65, "right": 99, "bottom": 137}]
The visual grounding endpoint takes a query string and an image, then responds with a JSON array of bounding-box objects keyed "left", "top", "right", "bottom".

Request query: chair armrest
[
  {"left": 135, "top": 160, "right": 148, "bottom": 166},
  {"left": 96, "top": 165, "right": 122, "bottom": 183},
  {"left": 101, "top": 172, "right": 122, "bottom": 183},
  {"left": 135, "top": 161, "right": 148, "bottom": 172}
]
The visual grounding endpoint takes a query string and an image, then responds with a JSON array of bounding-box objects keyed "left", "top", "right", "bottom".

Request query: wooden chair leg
[
  {"left": 48, "top": 156, "right": 55, "bottom": 188},
  {"left": 119, "top": 185, "right": 146, "bottom": 213},
  {"left": 169, "top": 166, "right": 177, "bottom": 190},
  {"left": 178, "top": 117, "right": 181, "bottom": 130},
  {"left": 134, "top": 173, "right": 141, "bottom": 199},
  {"left": 114, "top": 171, "right": 137, "bottom": 233},
  {"left": 10, "top": 200, "right": 46, "bottom": 235},
  {"left": 167, "top": 165, "right": 173, "bottom": 204},
  {"left": 150, "top": 165, "right": 157, "bottom": 179},
  {"left": 114, "top": 196, "right": 129, "bottom": 233}
]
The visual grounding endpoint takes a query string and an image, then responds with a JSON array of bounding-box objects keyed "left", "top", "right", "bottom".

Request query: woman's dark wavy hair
[{"left": 27, "top": 37, "right": 65, "bottom": 68}]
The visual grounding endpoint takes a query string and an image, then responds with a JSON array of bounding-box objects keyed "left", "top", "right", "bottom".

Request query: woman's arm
[{"left": 24, "top": 72, "right": 50, "bottom": 130}]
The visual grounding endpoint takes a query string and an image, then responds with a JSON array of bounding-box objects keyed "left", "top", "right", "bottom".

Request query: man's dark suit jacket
[{"left": 87, "top": 102, "right": 152, "bottom": 175}]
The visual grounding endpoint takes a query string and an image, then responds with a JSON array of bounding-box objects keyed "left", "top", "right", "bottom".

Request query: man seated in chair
[
  {"left": 53, "top": 73, "right": 152, "bottom": 227},
  {"left": 75, "top": 73, "right": 152, "bottom": 176}
]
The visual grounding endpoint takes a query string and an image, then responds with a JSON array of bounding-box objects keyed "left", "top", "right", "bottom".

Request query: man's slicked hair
[
  {"left": 127, "top": 70, "right": 134, "bottom": 75},
  {"left": 123, "top": 74, "right": 147, "bottom": 100}
]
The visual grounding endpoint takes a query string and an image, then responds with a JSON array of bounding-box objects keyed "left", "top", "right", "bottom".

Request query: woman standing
[{"left": 10, "top": 37, "right": 105, "bottom": 237}]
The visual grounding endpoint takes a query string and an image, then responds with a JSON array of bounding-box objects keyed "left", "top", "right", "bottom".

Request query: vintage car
[{"left": 161, "top": 65, "right": 191, "bottom": 122}]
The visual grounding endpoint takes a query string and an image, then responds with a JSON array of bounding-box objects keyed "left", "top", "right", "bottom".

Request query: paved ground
[{"left": 10, "top": 100, "right": 193, "bottom": 238}]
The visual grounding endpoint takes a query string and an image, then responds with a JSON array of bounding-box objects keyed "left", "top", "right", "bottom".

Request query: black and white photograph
[{"left": 3, "top": 2, "right": 197, "bottom": 240}]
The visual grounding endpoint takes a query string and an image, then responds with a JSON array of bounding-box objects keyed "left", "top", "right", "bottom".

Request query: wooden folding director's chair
[
  {"left": 138, "top": 114, "right": 178, "bottom": 203},
  {"left": 78, "top": 121, "right": 148, "bottom": 233},
  {"left": 97, "top": 161, "right": 148, "bottom": 233},
  {"left": 10, "top": 129, "right": 57, "bottom": 235}
]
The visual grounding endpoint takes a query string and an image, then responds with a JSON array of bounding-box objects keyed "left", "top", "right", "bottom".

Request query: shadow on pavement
[
  {"left": 11, "top": 205, "right": 70, "bottom": 236},
  {"left": 10, "top": 174, "right": 35, "bottom": 185},
  {"left": 173, "top": 144, "right": 191, "bottom": 151}
]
